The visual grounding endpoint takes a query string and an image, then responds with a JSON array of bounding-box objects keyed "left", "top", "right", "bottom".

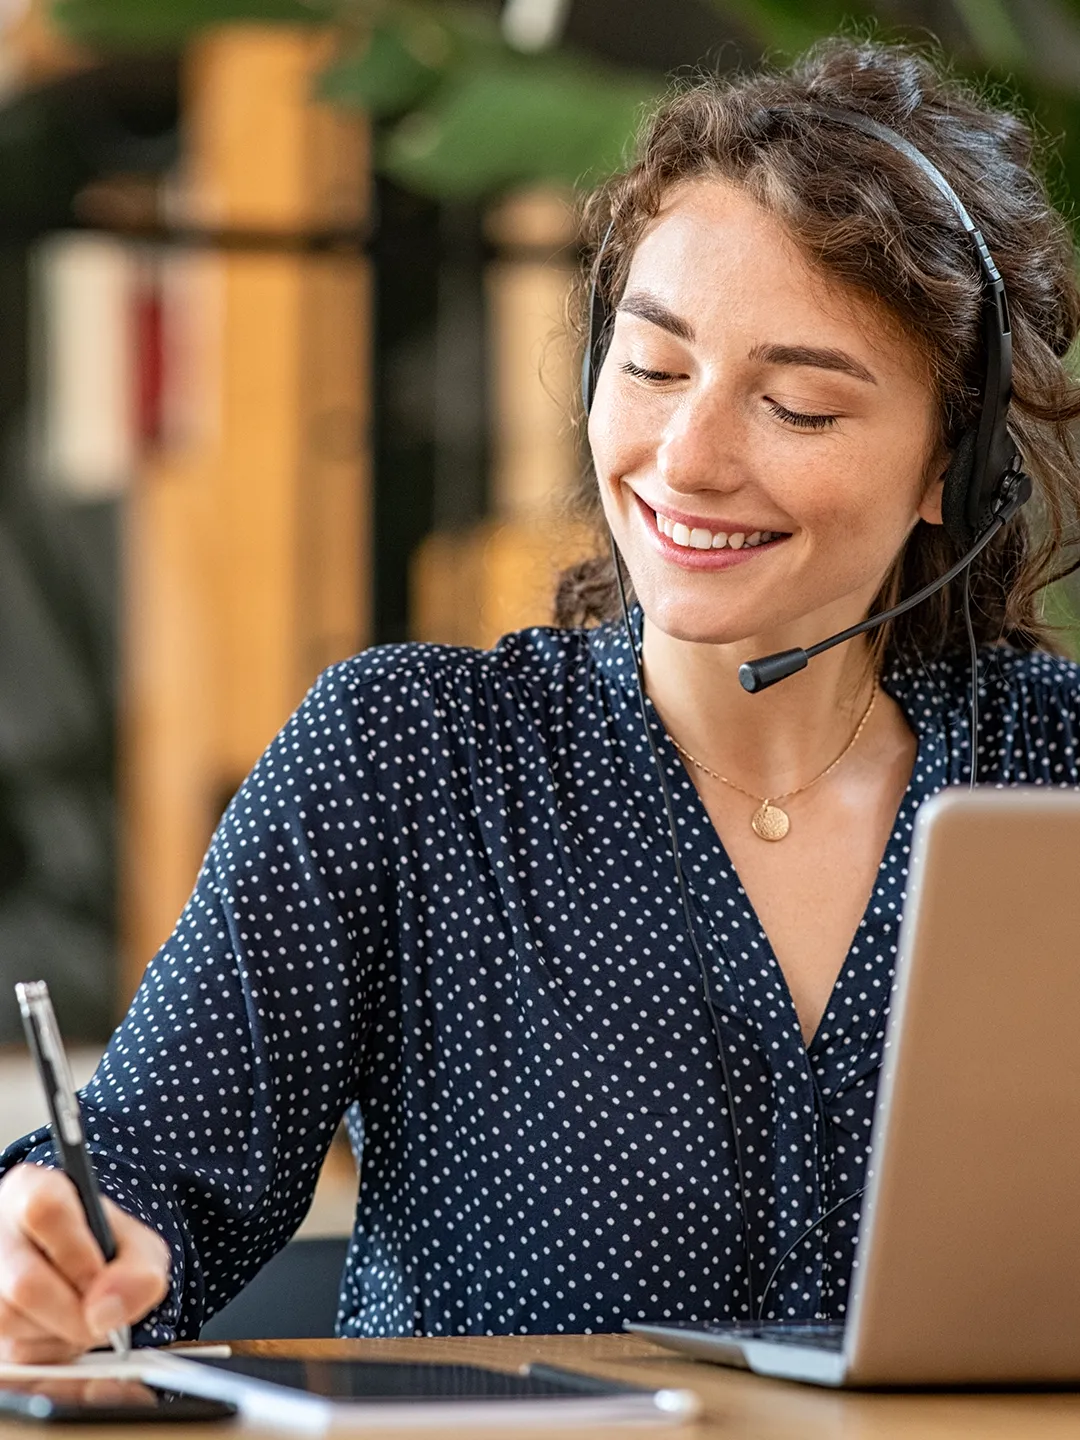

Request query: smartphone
[{"left": 0, "top": 1379, "right": 237, "bottom": 1424}]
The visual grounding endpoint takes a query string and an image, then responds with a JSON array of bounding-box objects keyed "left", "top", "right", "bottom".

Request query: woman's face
[{"left": 587, "top": 178, "right": 947, "bottom": 651}]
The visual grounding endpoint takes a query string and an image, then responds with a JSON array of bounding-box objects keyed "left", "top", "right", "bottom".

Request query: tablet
[
  {"left": 196, "top": 1354, "right": 641, "bottom": 1398},
  {"left": 154, "top": 1353, "right": 699, "bottom": 1426}
]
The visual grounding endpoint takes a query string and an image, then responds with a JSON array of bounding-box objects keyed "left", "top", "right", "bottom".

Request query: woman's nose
[{"left": 656, "top": 390, "right": 747, "bottom": 495}]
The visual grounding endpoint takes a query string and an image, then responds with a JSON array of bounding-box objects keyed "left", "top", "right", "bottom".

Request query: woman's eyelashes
[
  {"left": 618, "top": 360, "right": 840, "bottom": 432},
  {"left": 619, "top": 359, "right": 683, "bottom": 383},
  {"left": 764, "top": 398, "right": 839, "bottom": 431}
]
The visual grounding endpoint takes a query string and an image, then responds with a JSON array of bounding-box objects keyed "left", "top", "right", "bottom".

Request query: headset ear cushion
[{"left": 939, "top": 427, "right": 977, "bottom": 550}]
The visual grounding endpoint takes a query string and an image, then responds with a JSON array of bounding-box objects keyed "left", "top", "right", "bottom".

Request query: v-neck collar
[{"left": 590, "top": 607, "right": 962, "bottom": 1078}]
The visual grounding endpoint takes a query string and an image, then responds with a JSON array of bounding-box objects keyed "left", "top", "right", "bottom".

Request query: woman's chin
[
  {"left": 638, "top": 591, "right": 784, "bottom": 648},
  {"left": 632, "top": 562, "right": 877, "bottom": 655}
]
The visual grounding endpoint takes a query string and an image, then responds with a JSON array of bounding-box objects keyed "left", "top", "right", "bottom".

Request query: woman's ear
[{"left": 917, "top": 447, "right": 950, "bottom": 526}]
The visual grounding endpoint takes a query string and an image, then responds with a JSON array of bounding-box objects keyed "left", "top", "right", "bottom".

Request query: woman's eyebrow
[
  {"left": 616, "top": 291, "right": 695, "bottom": 342},
  {"left": 615, "top": 295, "right": 877, "bottom": 386},
  {"left": 748, "top": 341, "right": 878, "bottom": 385}
]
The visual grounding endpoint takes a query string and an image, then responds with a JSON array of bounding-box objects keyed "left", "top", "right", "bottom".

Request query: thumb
[{"left": 81, "top": 1202, "right": 170, "bottom": 1341}]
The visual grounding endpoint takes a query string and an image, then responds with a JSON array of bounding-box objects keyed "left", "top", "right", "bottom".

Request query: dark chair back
[{"left": 199, "top": 1236, "right": 350, "bottom": 1340}]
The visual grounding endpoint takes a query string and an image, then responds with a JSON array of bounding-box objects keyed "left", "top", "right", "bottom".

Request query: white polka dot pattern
[{"left": 2, "top": 612, "right": 1078, "bottom": 1342}]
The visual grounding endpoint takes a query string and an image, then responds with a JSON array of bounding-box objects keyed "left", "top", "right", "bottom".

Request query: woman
[{"left": 1, "top": 36, "right": 1079, "bottom": 1360}]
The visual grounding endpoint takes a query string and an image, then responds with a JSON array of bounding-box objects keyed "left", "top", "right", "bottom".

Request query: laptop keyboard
[{"left": 692, "top": 1321, "right": 846, "bottom": 1350}]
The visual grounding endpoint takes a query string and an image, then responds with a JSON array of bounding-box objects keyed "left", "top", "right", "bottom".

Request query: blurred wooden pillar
[
  {"left": 487, "top": 189, "right": 580, "bottom": 523},
  {"left": 412, "top": 187, "right": 597, "bottom": 648},
  {"left": 121, "top": 27, "right": 371, "bottom": 1001}
]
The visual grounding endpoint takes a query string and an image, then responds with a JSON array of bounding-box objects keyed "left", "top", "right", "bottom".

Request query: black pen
[{"left": 15, "top": 981, "right": 131, "bottom": 1357}]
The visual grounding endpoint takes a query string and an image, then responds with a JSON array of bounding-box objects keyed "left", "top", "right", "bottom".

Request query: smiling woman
[
  {"left": 2, "top": 33, "right": 1080, "bottom": 1358},
  {"left": 587, "top": 179, "right": 947, "bottom": 645},
  {"left": 560, "top": 34, "right": 1080, "bottom": 1058},
  {"left": 560, "top": 38, "right": 1080, "bottom": 666}
]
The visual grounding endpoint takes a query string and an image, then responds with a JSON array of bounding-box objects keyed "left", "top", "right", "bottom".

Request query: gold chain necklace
[{"left": 670, "top": 679, "right": 878, "bottom": 842}]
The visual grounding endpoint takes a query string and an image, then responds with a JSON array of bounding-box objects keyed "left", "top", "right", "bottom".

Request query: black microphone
[{"left": 738, "top": 472, "right": 1032, "bottom": 694}]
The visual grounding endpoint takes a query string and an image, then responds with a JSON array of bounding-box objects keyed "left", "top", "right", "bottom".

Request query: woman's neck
[{"left": 641, "top": 616, "right": 878, "bottom": 801}]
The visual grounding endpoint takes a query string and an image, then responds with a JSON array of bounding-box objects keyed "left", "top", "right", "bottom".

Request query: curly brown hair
[{"left": 555, "top": 36, "right": 1080, "bottom": 667}]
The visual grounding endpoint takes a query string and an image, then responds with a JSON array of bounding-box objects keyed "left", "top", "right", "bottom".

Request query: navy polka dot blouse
[{"left": 3, "top": 610, "right": 1080, "bottom": 1342}]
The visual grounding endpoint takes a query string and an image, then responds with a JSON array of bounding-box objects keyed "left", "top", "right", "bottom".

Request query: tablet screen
[{"left": 191, "top": 1356, "right": 640, "bottom": 1402}]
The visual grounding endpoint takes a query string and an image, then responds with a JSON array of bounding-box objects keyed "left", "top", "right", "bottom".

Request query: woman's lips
[{"left": 632, "top": 492, "right": 791, "bottom": 570}]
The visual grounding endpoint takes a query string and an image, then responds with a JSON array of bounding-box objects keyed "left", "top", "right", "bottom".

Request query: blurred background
[{"left": 0, "top": 0, "right": 1077, "bottom": 1224}]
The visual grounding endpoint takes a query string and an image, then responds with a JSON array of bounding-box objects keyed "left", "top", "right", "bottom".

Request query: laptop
[{"left": 628, "top": 786, "right": 1080, "bottom": 1387}]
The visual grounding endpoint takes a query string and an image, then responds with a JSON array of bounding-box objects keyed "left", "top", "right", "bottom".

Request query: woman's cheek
[
  {"left": 589, "top": 400, "right": 655, "bottom": 496},
  {"left": 799, "top": 457, "right": 921, "bottom": 590},
  {"left": 586, "top": 389, "right": 626, "bottom": 482}
]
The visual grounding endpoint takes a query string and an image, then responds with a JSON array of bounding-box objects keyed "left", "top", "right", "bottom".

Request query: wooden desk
[{"left": 5, "top": 1334, "right": 1080, "bottom": 1439}]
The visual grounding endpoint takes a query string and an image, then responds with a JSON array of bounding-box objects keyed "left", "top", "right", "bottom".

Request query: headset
[{"left": 580, "top": 105, "right": 1032, "bottom": 1320}]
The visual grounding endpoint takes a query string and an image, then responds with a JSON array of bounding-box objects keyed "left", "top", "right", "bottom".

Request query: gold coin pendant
[{"left": 751, "top": 802, "right": 791, "bottom": 842}]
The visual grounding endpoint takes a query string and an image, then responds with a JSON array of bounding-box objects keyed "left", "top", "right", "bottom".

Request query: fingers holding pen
[
  {"left": 0, "top": 1169, "right": 99, "bottom": 1352},
  {"left": 0, "top": 1167, "right": 172, "bottom": 1357},
  {"left": 80, "top": 1200, "right": 171, "bottom": 1342},
  {"left": 15, "top": 1168, "right": 106, "bottom": 1295},
  {"left": 6, "top": 986, "right": 172, "bottom": 1357}
]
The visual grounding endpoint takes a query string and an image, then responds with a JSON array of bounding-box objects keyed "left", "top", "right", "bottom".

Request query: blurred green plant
[
  {"left": 48, "top": 0, "right": 1080, "bottom": 209},
  {"left": 1040, "top": 579, "right": 1080, "bottom": 660},
  {"left": 53, "top": 1, "right": 660, "bottom": 196}
]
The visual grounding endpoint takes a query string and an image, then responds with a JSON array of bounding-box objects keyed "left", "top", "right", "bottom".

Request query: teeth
[{"left": 654, "top": 509, "right": 780, "bottom": 550}]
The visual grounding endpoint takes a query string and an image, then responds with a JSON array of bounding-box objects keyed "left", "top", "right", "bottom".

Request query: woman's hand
[{"left": 0, "top": 1166, "right": 170, "bottom": 1362}]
